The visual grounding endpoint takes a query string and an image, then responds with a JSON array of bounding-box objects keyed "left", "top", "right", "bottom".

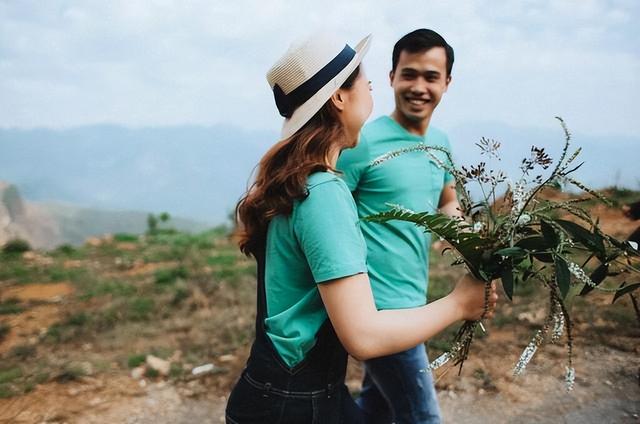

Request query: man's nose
[{"left": 410, "top": 78, "right": 428, "bottom": 94}]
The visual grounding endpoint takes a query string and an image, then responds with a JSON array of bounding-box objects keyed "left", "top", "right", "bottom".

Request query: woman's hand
[{"left": 449, "top": 274, "right": 498, "bottom": 321}]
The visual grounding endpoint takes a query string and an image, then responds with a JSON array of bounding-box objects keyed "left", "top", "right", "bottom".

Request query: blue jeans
[
  {"left": 356, "top": 344, "right": 441, "bottom": 424},
  {"left": 226, "top": 371, "right": 362, "bottom": 424}
]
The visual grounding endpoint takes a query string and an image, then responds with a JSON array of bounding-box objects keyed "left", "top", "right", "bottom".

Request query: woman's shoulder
[
  {"left": 296, "top": 172, "right": 353, "bottom": 212},
  {"left": 306, "top": 171, "right": 348, "bottom": 192},
  {"left": 293, "top": 171, "right": 358, "bottom": 225}
]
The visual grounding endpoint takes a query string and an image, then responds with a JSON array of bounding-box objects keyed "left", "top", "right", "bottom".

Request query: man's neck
[{"left": 391, "top": 110, "right": 431, "bottom": 136}]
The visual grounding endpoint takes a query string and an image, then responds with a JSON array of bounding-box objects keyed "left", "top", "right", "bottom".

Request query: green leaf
[
  {"left": 477, "top": 269, "right": 489, "bottom": 281},
  {"left": 554, "top": 256, "right": 571, "bottom": 299},
  {"left": 532, "top": 252, "right": 554, "bottom": 263},
  {"left": 494, "top": 247, "right": 527, "bottom": 259},
  {"left": 515, "top": 236, "right": 551, "bottom": 251},
  {"left": 364, "top": 207, "right": 490, "bottom": 276},
  {"left": 579, "top": 263, "right": 609, "bottom": 296},
  {"left": 555, "top": 219, "right": 606, "bottom": 257},
  {"left": 540, "top": 220, "right": 560, "bottom": 247},
  {"left": 501, "top": 266, "right": 514, "bottom": 301},
  {"left": 612, "top": 282, "right": 640, "bottom": 303}
]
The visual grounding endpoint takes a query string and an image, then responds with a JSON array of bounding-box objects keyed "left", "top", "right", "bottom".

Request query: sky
[{"left": 1, "top": 0, "right": 639, "bottom": 139}]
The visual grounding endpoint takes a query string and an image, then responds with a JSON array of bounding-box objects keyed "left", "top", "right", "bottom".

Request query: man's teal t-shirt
[
  {"left": 264, "top": 172, "right": 368, "bottom": 368},
  {"left": 336, "top": 115, "right": 454, "bottom": 310}
]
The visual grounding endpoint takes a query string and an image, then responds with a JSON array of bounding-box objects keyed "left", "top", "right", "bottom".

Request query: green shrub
[
  {"left": 114, "top": 233, "right": 139, "bottom": 242},
  {"left": 54, "top": 364, "right": 85, "bottom": 383},
  {"left": 0, "top": 367, "right": 23, "bottom": 384},
  {"left": 44, "top": 319, "right": 84, "bottom": 343},
  {"left": 65, "top": 312, "right": 88, "bottom": 327},
  {"left": 47, "top": 266, "right": 87, "bottom": 283},
  {"left": 207, "top": 253, "right": 237, "bottom": 267},
  {"left": 127, "top": 354, "right": 146, "bottom": 368},
  {"left": 10, "top": 344, "right": 36, "bottom": 360},
  {"left": 54, "top": 244, "right": 77, "bottom": 256},
  {"left": 93, "top": 308, "right": 120, "bottom": 331},
  {"left": 0, "top": 384, "right": 15, "bottom": 398},
  {"left": 45, "top": 325, "right": 62, "bottom": 343},
  {"left": 144, "top": 367, "right": 160, "bottom": 379},
  {"left": 171, "top": 287, "right": 190, "bottom": 306},
  {"left": 154, "top": 266, "right": 188, "bottom": 285},
  {"left": 0, "top": 298, "right": 23, "bottom": 315},
  {"left": 196, "top": 238, "right": 215, "bottom": 249},
  {"left": 2, "top": 239, "right": 31, "bottom": 254},
  {"left": 80, "top": 280, "right": 136, "bottom": 300},
  {"left": 34, "top": 372, "right": 49, "bottom": 384},
  {"left": 0, "top": 262, "right": 29, "bottom": 282},
  {"left": 0, "top": 323, "right": 10, "bottom": 342},
  {"left": 128, "top": 298, "right": 154, "bottom": 321},
  {"left": 169, "top": 362, "right": 184, "bottom": 379}
]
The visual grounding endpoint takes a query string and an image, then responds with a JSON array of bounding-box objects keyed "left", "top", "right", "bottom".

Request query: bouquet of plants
[{"left": 364, "top": 118, "right": 640, "bottom": 390}]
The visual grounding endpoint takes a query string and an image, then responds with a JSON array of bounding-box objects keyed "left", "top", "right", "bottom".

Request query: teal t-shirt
[
  {"left": 264, "top": 172, "right": 368, "bottom": 367},
  {"left": 336, "top": 115, "right": 454, "bottom": 310}
]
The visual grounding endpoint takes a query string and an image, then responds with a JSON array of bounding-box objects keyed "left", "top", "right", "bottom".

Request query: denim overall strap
[
  {"left": 248, "top": 237, "right": 348, "bottom": 391},
  {"left": 253, "top": 234, "right": 268, "bottom": 342},
  {"left": 227, "top": 236, "right": 364, "bottom": 423}
]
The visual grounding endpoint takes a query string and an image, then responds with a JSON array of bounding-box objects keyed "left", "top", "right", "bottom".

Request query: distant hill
[
  {"left": 0, "top": 122, "right": 638, "bottom": 226},
  {"left": 0, "top": 181, "right": 211, "bottom": 249},
  {"left": 0, "top": 125, "right": 276, "bottom": 223},
  {"left": 0, "top": 181, "right": 61, "bottom": 249},
  {"left": 38, "top": 201, "right": 212, "bottom": 246}
]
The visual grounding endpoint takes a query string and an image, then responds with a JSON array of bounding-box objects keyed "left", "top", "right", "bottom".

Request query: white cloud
[{"left": 0, "top": 0, "right": 638, "bottom": 137}]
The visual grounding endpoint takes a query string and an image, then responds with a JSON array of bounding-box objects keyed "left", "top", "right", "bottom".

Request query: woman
[{"left": 225, "top": 33, "right": 498, "bottom": 424}]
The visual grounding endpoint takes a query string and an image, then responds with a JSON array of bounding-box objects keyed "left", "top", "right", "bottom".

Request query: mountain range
[
  {"left": 1, "top": 121, "right": 638, "bottom": 228},
  {"left": 0, "top": 181, "right": 211, "bottom": 249}
]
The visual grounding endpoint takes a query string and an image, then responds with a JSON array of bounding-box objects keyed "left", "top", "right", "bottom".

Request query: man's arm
[{"left": 438, "top": 181, "right": 462, "bottom": 219}]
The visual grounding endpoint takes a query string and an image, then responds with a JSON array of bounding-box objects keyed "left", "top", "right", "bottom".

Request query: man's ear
[
  {"left": 444, "top": 75, "right": 452, "bottom": 92},
  {"left": 330, "top": 89, "right": 346, "bottom": 112},
  {"left": 389, "top": 70, "right": 395, "bottom": 87}
]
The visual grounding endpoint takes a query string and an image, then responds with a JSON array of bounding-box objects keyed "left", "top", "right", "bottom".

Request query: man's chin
[{"left": 400, "top": 109, "right": 429, "bottom": 123}]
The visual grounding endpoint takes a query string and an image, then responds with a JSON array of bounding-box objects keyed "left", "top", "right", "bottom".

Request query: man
[{"left": 337, "top": 29, "right": 460, "bottom": 424}]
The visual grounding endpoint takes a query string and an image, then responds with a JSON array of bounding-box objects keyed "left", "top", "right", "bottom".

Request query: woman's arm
[{"left": 317, "top": 272, "right": 496, "bottom": 361}]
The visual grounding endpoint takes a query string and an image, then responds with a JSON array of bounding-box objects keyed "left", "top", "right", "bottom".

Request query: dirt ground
[
  {"left": 1, "top": 326, "right": 638, "bottom": 423},
  {"left": 1, "top": 193, "right": 639, "bottom": 423}
]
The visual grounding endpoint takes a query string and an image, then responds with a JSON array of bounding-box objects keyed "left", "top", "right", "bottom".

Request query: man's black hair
[{"left": 392, "top": 29, "right": 454, "bottom": 76}]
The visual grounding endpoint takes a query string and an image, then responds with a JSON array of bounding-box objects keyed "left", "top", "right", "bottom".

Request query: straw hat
[{"left": 267, "top": 33, "right": 372, "bottom": 139}]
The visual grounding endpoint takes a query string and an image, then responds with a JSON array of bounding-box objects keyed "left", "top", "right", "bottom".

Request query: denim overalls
[{"left": 225, "top": 240, "right": 364, "bottom": 424}]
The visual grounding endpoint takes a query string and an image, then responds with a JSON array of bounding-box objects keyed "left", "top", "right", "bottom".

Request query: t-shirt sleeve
[
  {"left": 442, "top": 134, "right": 455, "bottom": 184},
  {"left": 335, "top": 134, "right": 370, "bottom": 192},
  {"left": 293, "top": 179, "right": 368, "bottom": 283}
]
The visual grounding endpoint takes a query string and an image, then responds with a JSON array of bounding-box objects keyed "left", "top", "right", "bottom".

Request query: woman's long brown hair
[{"left": 234, "top": 67, "right": 360, "bottom": 256}]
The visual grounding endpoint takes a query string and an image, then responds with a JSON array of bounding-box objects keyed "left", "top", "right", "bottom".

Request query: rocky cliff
[{"left": 0, "top": 181, "right": 62, "bottom": 249}]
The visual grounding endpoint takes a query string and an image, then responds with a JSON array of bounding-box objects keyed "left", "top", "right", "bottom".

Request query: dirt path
[
  {"left": 438, "top": 345, "right": 640, "bottom": 423},
  {"left": 0, "top": 282, "right": 74, "bottom": 354},
  {"left": 2, "top": 342, "right": 636, "bottom": 423},
  {"left": 75, "top": 383, "right": 227, "bottom": 424},
  {"left": 0, "top": 376, "right": 228, "bottom": 424}
]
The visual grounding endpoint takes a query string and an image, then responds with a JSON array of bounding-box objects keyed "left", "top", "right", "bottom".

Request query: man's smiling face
[{"left": 390, "top": 46, "right": 451, "bottom": 126}]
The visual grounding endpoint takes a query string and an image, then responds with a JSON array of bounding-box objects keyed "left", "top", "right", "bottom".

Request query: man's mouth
[{"left": 406, "top": 97, "right": 430, "bottom": 106}]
